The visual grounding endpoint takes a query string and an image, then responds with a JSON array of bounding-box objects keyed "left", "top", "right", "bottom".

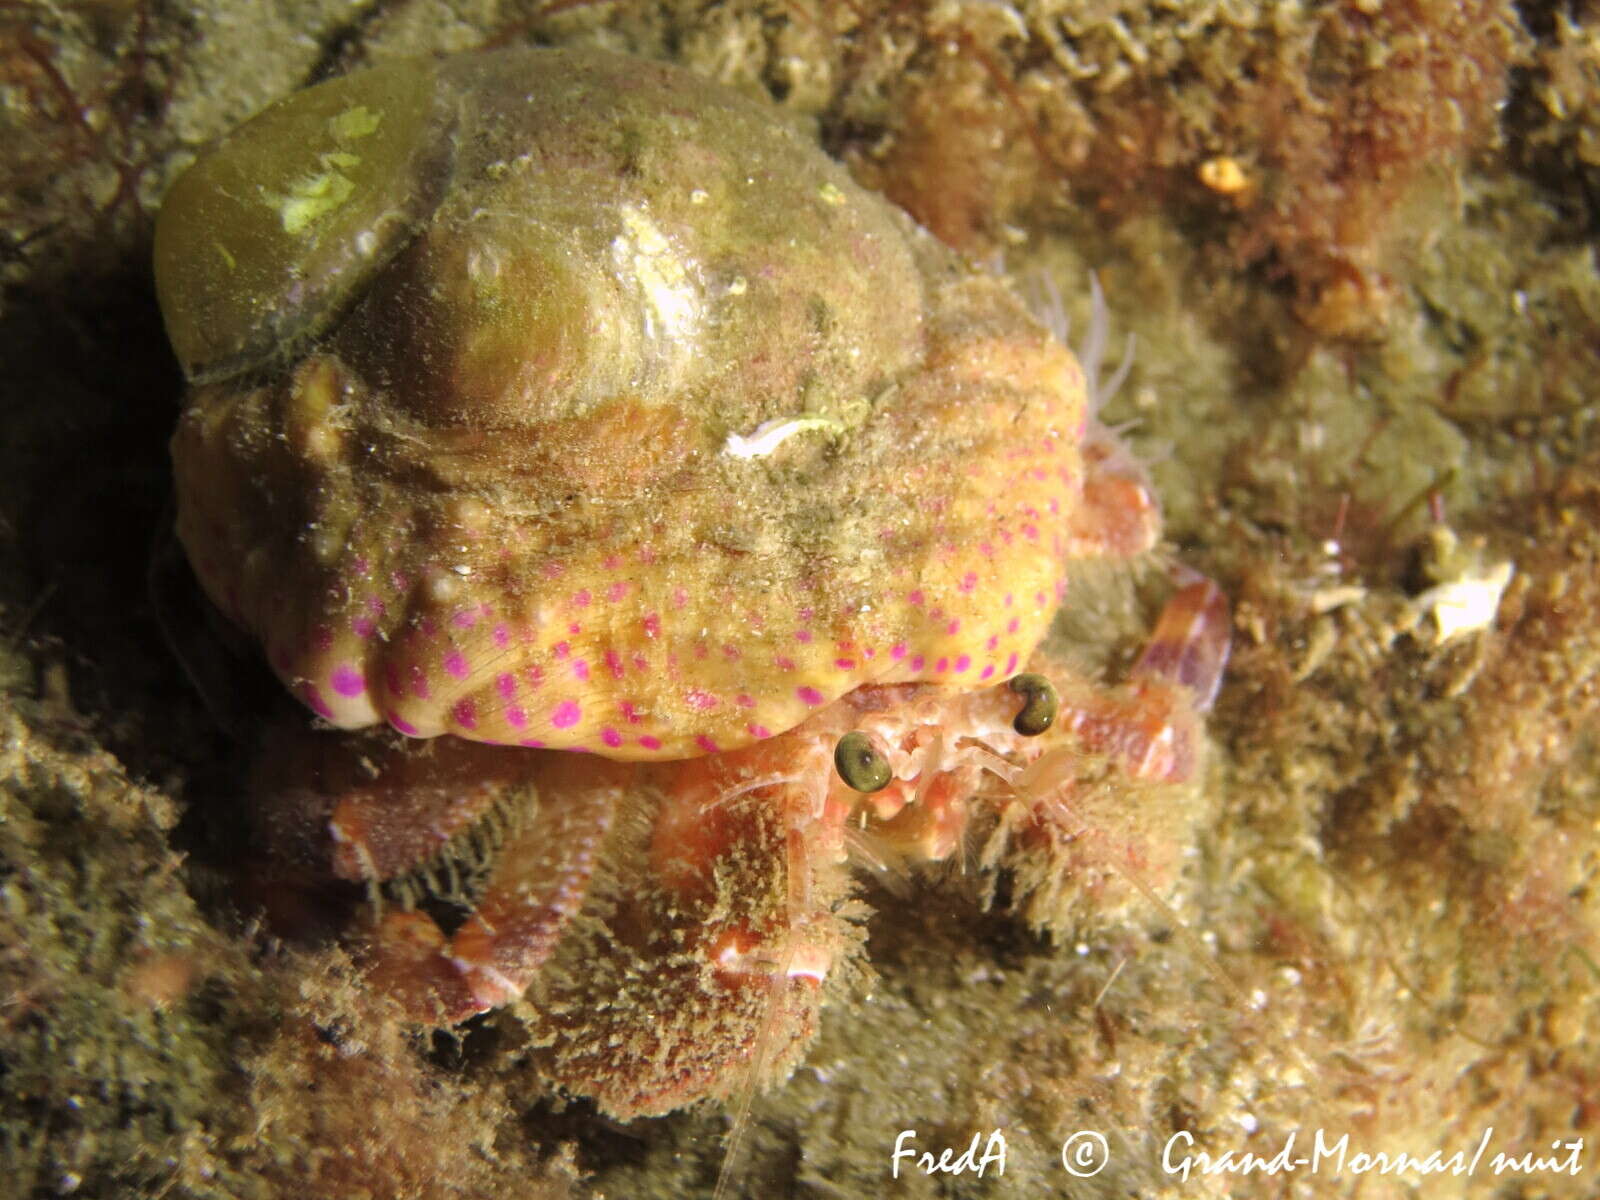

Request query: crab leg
[
  {"left": 1130, "top": 575, "right": 1232, "bottom": 711},
  {"left": 355, "top": 754, "right": 625, "bottom": 1023},
  {"left": 325, "top": 737, "right": 519, "bottom": 882},
  {"left": 1047, "top": 576, "right": 1230, "bottom": 784}
]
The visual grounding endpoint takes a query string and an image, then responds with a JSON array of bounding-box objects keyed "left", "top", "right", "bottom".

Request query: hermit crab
[{"left": 154, "top": 46, "right": 1229, "bottom": 1116}]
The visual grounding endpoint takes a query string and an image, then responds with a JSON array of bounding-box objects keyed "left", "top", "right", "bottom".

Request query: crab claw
[{"left": 1130, "top": 574, "right": 1231, "bottom": 711}]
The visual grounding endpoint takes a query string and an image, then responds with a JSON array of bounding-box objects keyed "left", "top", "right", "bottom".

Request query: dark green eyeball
[
  {"left": 1008, "top": 673, "right": 1058, "bottom": 736},
  {"left": 834, "top": 731, "right": 893, "bottom": 793}
]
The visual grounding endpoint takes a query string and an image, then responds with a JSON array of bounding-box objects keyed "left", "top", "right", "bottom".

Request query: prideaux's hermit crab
[{"left": 154, "top": 46, "right": 1230, "bottom": 1115}]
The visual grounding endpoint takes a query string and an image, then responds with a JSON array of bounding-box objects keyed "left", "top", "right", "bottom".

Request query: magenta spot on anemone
[
  {"left": 1007, "top": 617, "right": 1021, "bottom": 634},
  {"left": 1035, "top": 591, "right": 1047, "bottom": 607},
  {"left": 685, "top": 689, "right": 718, "bottom": 712},
  {"left": 603, "top": 554, "right": 622, "bottom": 570},
  {"left": 452, "top": 608, "right": 477, "bottom": 629},
  {"left": 722, "top": 644, "right": 741, "bottom": 661},
  {"left": 444, "top": 651, "right": 469, "bottom": 680},
  {"left": 568, "top": 622, "right": 582, "bottom": 635},
  {"left": 314, "top": 625, "right": 333, "bottom": 652},
  {"left": 572, "top": 589, "right": 592, "bottom": 608},
  {"left": 775, "top": 655, "right": 796, "bottom": 671},
  {"left": 986, "top": 635, "right": 999, "bottom": 651},
  {"left": 601, "top": 727, "right": 623, "bottom": 748},
  {"left": 795, "top": 629, "right": 813, "bottom": 644},
  {"left": 954, "top": 654, "right": 971, "bottom": 672},
  {"left": 391, "top": 570, "right": 409, "bottom": 590},
  {"left": 835, "top": 657, "right": 855, "bottom": 670},
  {"left": 524, "top": 664, "right": 544, "bottom": 690},
  {"left": 671, "top": 587, "right": 688, "bottom": 609},
  {"left": 551, "top": 699, "right": 581, "bottom": 728},
  {"left": 797, "top": 686, "right": 825, "bottom": 707},
  {"left": 352, "top": 555, "right": 370, "bottom": 577},
  {"left": 980, "top": 542, "right": 995, "bottom": 558},
  {"left": 419, "top": 617, "right": 438, "bottom": 637},
  {"left": 552, "top": 642, "right": 570, "bottom": 659},
  {"left": 638, "top": 734, "right": 662, "bottom": 751},
  {"left": 409, "top": 664, "right": 431, "bottom": 699},
  {"left": 621, "top": 701, "right": 642, "bottom": 724},
  {"left": 302, "top": 683, "right": 334, "bottom": 720},
  {"left": 605, "top": 650, "right": 625, "bottom": 679},
  {"left": 572, "top": 659, "right": 590, "bottom": 682},
  {"left": 695, "top": 734, "right": 719, "bottom": 753},
  {"left": 506, "top": 707, "right": 527, "bottom": 728},
  {"left": 331, "top": 664, "right": 365, "bottom": 697},
  {"left": 643, "top": 613, "right": 661, "bottom": 638},
  {"left": 520, "top": 737, "right": 546, "bottom": 748},
  {"left": 606, "top": 581, "right": 628, "bottom": 602},
  {"left": 385, "top": 663, "right": 403, "bottom": 696},
  {"left": 911, "top": 655, "right": 926, "bottom": 672},
  {"left": 1004, "top": 593, "right": 1015, "bottom": 607},
  {"left": 908, "top": 590, "right": 925, "bottom": 607},
  {"left": 736, "top": 693, "right": 755, "bottom": 708},
  {"left": 542, "top": 561, "right": 564, "bottom": 579},
  {"left": 632, "top": 652, "right": 650, "bottom": 673},
  {"left": 958, "top": 572, "right": 978, "bottom": 593},
  {"left": 890, "top": 642, "right": 907, "bottom": 661},
  {"left": 693, "top": 643, "right": 709, "bottom": 660},
  {"left": 453, "top": 698, "right": 477, "bottom": 729},
  {"left": 749, "top": 723, "right": 772, "bottom": 739},
  {"left": 936, "top": 657, "right": 949, "bottom": 673},
  {"left": 388, "top": 711, "right": 419, "bottom": 736},
  {"left": 352, "top": 616, "right": 375, "bottom": 639},
  {"left": 946, "top": 619, "right": 961, "bottom": 635},
  {"left": 493, "top": 623, "right": 510, "bottom": 648},
  {"left": 980, "top": 664, "right": 995, "bottom": 680},
  {"left": 497, "top": 672, "right": 517, "bottom": 700},
  {"left": 1004, "top": 652, "right": 1019, "bottom": 674}
]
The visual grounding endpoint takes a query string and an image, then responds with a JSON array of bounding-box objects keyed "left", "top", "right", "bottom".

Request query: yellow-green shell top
[{"left": 158, "top": 47, "right": 1090, "bottom": 760}]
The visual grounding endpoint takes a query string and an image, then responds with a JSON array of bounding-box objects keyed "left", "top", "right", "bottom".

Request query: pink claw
[{"left": 1130, "top": 575, "right": 1232, "bottom": 711}]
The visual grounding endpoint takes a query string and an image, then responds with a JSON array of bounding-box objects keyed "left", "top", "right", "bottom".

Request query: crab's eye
[
  {"left": 1008, "top": 673, "right": 1059, "bottom": 736},
  {"left": 834, "top": 731, "right": 893, "bottom": 793}
]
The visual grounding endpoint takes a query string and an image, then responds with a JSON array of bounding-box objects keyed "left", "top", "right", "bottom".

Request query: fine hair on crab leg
[
  {"left": 710, "top": 768, "right": 836, "bottom": 1200},
  {"left": 360, "top": 755, "right": 624, "bottom": 1022},
  {"left": 324, "top": 737, "right": 529, "bottom": 884}
]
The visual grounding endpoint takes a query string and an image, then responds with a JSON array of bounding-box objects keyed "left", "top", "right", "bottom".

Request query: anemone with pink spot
[{"left": 158, "top": 46, "right": 1168, "bottom": 765}]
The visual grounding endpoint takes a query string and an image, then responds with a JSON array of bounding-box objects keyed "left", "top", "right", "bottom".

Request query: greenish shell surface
[{"left": 158, "top": 47, "right": 1090, "bottom": 759}]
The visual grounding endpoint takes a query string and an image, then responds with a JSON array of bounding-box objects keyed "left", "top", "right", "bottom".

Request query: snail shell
[{"left": 156, "top": 47, "right": 1090, "bottom": 759}]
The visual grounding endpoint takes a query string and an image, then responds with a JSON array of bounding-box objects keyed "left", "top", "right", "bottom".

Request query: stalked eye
[
  {"left": 1008, "top": 673, "right": 1059, "bottom": 736},
  {"left": 834, "top": 731, "right": 893, "bottom": 793}
]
